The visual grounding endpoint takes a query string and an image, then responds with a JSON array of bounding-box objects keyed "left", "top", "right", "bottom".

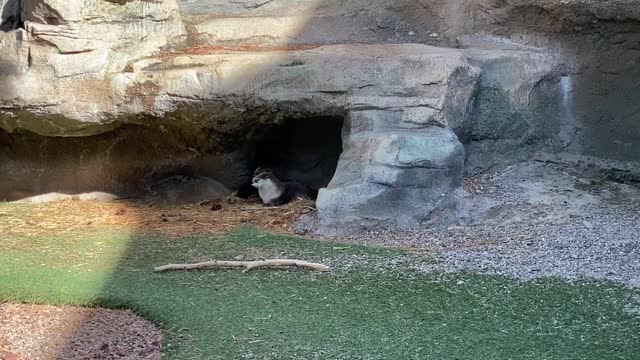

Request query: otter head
[{"left": 251, "top": 172, "right": 273, "bottom": 189}]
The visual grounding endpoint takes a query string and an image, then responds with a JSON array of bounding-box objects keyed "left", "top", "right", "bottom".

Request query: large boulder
[{"left": 314, "top": 126, "right": 465, "bottom": 234}]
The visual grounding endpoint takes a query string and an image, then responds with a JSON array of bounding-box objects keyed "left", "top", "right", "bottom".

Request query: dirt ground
[
  {"left": 0, "top": 196, "right": 315, "bottom": 239},
  {"left": 0, "top": 304, "right": 162, "bottom": 360}
]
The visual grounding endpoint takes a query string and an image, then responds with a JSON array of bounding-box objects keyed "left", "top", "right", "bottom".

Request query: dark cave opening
[
  {"left": 0, "top": 115, "right": 345, "bottom": 203},
  {"left": 0, "top": 0, "right": 23, "bottom": 32},
  {"left": 237, "top": 116, "right": 344, "bottom": 199}
]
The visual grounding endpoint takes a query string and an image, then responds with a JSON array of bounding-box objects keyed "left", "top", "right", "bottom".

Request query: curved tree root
[{"left": 154, "top": 259, "right": 331, "bottom": 273}]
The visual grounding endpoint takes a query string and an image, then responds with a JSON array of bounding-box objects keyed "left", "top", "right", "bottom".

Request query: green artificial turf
[{"left": 1, "top": 225, "right": 639, "bottom": 359}]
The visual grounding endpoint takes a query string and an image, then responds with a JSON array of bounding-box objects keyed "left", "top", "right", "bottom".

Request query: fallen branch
[{"left": 154, "top": 259, "right": 330, "bottom": 273}]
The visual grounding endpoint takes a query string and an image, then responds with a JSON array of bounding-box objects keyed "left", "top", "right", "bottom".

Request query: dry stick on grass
[{"left": 154, "top": 259, "right": 331, "bottom": 273}]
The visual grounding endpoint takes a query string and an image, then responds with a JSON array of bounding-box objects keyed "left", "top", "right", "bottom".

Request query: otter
[{"left": 251, "top": 170, "right": 311, "bottom": 206}]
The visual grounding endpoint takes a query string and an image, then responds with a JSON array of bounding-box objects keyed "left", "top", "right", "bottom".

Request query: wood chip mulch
[
  {"left": 0, "top": 304, "right": 162, "bottom": 360},
  {"left": 0, "top": 196, "right": 315, "bottom": 238}
]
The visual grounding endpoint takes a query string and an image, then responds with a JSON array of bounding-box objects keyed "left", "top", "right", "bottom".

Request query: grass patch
[{"left": 1, "top": 226, "right": 639, "bottom": 359}]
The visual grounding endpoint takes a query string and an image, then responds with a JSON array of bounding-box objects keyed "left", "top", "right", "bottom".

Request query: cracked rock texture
[{"left": 1, "top": 0, "right": 638, "bottom": 233}]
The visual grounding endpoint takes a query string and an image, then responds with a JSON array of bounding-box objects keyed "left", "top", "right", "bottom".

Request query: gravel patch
[
  {"left": 343, "top": 154, "right": 640, "bottom": 288},
  {"left": 0, "top": 304, "right": 162, "bottom": 360}
]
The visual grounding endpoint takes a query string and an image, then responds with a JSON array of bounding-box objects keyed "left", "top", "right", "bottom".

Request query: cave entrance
[
  {"left": 0, "top": 115, "right": 344, "bottom": 203},
  {"left": 240, "top": 116, "right": 344, "bottom": 198}
]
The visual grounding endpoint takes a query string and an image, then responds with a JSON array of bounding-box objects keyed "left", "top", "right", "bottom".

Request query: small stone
[
  {"left": 429, "top": 32, "right": 439, "bottom": 38},
  {"left": 408, "top": 31, "right": 415, "bottom": 36}
]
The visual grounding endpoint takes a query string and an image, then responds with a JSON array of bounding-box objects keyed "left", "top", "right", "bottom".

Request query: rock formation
[{"left": 1, "top": 0, "right": 638, "bottom": 234}]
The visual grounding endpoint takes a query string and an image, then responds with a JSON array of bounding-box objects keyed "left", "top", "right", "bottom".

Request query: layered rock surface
[{"left": 1, "top": 0, "right": 638, "bottom": 233}]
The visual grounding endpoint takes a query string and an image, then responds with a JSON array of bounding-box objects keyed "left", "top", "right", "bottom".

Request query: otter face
[{"left": 252, "top": 172, "right": 272, "bottom": 189}]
